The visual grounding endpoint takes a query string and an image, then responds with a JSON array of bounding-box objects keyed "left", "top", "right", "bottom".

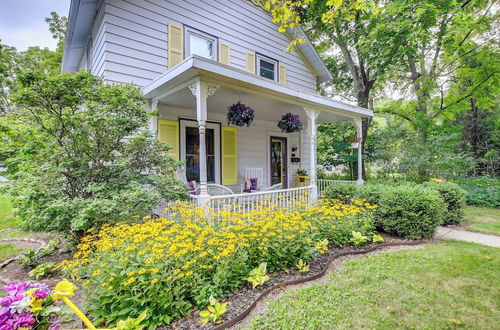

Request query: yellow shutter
[
  {"left": 219, "top": 42, "right": 231, "bottom": 65},
  {"left": 222, "top": 127, "right": 237, "bottom": 185},
  {"left": 279, "top": 63, "right": 287, "bottom": 85},
  {"left": 245, "top": 51, "right": 256, "bottom": 74},
  {"left": 158, "top": 120, "right": 179, "bottom": 160},
  {"left": 168, "top": 23, "right": 183, "bottom": 69}
]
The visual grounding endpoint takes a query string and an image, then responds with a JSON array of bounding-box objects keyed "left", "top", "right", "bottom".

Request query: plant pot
[{"left": 299, "top": 177, "right": 305, "bottom": 182}]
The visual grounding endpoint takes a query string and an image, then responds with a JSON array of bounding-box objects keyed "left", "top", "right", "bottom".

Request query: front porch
[{"left": 143, "top": 55, "right": 372, "bottom": 211}]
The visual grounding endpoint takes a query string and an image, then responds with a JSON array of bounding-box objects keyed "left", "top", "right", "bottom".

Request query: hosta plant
[
  {"left": 199, "top": 295, "right": 227, "bottom": 324},
  {"left": 351, "top": 231, "right": 368, "bottom": 246},
  {"left": 372, "top": 234, "right": 385, "bottom": 243},
  {"left": 247, "top": 263, "right": 271, "bottom": 288},
  {"left": 296, "top": 259, "right": 309, "bottom": 274},
  {"left": 315, "top": 239, "right": 329, "bottom": 254}
]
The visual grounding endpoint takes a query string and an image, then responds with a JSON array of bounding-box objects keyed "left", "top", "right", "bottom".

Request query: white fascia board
[{"left": 142, "top": 56, "right": 373, "bottom": 118}]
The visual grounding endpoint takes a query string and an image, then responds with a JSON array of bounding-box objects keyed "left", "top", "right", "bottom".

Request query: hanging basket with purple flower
[
  {"left": 278, "top": 113, "right": 303, "bottom": 133},
  {"left": 227, "top": 101, "right": 255, "bottom": 127}
]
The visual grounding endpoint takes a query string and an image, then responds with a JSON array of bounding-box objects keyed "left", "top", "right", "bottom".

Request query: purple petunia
[
  {"left": 10, "top": 312, "right": 35, "bottom": 328},
  {"left": 277, "top": 113, "right": 303, "bottom": 133},
  {"left": 2, "top": 282, "right": 28, "bottom": 298},
  {"left": 32, "top": 289, "right": 49, "bottom": 300}
]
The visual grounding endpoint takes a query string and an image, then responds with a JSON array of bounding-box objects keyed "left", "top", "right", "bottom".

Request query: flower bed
[{"left": 59, "top": 200, "right": 377, "bottom": 328}]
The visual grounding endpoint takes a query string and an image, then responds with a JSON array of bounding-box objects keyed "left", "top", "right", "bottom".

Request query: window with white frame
[
  {"left": 256, "top": 54, "right": 278, "bottom": 81},
  {"left": 185, "top": 27, "right": 217, "bottom": 60}
]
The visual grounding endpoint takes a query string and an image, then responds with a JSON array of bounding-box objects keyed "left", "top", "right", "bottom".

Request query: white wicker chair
[
  {"left": 240, "top": 167, "right": 264, "bottom": 193},
  {"left": 195, "top": 184, "right": 235, "bottom": 196}
]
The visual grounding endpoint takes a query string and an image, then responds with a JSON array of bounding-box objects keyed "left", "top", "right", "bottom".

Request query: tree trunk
[{"left": 357, "top": 90, "right": 371, "bottom": 181}]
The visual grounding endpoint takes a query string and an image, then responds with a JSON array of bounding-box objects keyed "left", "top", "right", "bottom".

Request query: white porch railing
[
  {"left": 206, "top": 185, "right": 313, "bottom": 215},
  {"left": 317, "top": 179, "right": 357, "bottom": 196}
]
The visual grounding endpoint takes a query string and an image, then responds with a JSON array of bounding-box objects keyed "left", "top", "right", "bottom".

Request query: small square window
[
  {"left": 185, "top": 27, "right": 217, "bottom": 60},
  {"left": 256, "top": 54, "right": 278, "bottom": 81}
]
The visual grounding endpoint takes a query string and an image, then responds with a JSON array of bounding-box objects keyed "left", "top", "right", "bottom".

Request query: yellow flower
[
  {"left": 53, "top": 279, "right": 77, "bottom": 300},
  {"left": 151, "top": 278, "right": 159, "bottom": 284},
  {"left": 92, "top": 269, "right": 101, "bottom": 276}
]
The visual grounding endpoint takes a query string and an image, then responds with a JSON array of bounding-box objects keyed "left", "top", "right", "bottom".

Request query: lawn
[
  {"left": 248, "top": 241, "right": 499, "bottom": 330},
  {"left": 0, "top": 194, "right": 20, "bottom": 230},
  {"left": 463, "top": 206, "right": 500, "bottom": 236}
]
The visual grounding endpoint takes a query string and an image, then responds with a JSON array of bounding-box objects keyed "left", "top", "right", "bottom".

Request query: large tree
[{"left": 1, "top": 72, "right": 186, "bottom": 238}]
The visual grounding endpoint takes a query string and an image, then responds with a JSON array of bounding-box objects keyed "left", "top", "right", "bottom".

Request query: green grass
[
  {"left": 463, "top": 206, "right": 500, "bottom": 236},
  {"left": 0, "top": 243, "right": 22, "bottom": 262},
  {"left": 248, "top": 241, "right": 499, "bottom": 330},
  {"left": 0, "top": 194, "right": 20, "bottom": 230}
]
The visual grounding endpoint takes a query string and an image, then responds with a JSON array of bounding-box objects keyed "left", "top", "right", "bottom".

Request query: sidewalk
[{"left": 436, "top": 227, "right": 500, "bottom": 248}]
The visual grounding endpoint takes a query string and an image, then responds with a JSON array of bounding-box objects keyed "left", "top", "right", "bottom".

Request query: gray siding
[{"left": 87, "top": 0, "right": 318, "bottom": 91}]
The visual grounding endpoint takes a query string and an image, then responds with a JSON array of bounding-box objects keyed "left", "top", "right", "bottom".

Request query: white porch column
[
  {"left": 148, "top": 99, "right": 159, "bottom": 137},
  {"left": 189, "top": 80, "right": 220, "bottom": 209},
  {"left": 304, "top": 108, "right": 320, "bottom": 202},
  {"left": 353, "top": 118, "right": 364, "bottom": 185}
]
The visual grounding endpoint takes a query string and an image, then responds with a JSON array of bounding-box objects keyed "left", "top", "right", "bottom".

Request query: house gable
[{"left": 63, "top": 0, "right": 331, "bottom": 92}]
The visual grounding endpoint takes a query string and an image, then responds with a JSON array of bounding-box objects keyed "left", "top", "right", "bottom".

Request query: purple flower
[
  {"left": 49, "top": 316, "right": 60, "bottom": 330},
  {"left": 33, "top": 289, "right": 49, "bottom": 300},
  {"left": 277, "top": 113, "right": 303, "bottom": 133},
  {"left": 0, "top": 307, "right": 12, "bottom": 326},
  {"left": 0, "top": 325, "right": 14, "bottom": 330},
  {"left": 2, "top": 282, "right": 28, "bottom": 297},
  {"left": 10, "top": 312, "right": 35, "bottom": 328}
]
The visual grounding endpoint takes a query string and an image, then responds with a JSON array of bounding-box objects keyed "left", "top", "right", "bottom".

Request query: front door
[{"left": 270, "top": 136, "right": 287, "bottom": 188}]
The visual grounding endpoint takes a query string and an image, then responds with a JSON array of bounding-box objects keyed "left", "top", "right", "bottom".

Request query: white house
[{"left": 61, "top": 0, "right": 373, "bottom": 210}]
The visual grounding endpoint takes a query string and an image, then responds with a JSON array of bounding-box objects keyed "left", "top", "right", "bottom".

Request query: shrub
[
  {"left": 323, "top": 183, "right": 357, "bottom": 203},
  {"left": 423, "top": 181, "right": 467, "bottom": 225},
  {"left": 1, "top": 72, "right": 187, "bottom": 237},
  {"left": 377, "top": 185, "right": 446, "bottom": 239},
  {"left": 60, "top": 200, "right": 376, "bottom": 328},
  {"left": 451, "top": 177, "right": 499, "bottom": 208}
]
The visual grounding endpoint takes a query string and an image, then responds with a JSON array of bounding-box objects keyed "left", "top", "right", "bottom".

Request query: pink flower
[
  {"left": 10, "top": 312, "right": 35, "bottom": 328},
  {"left": 33, "top": 289, "right": 49, "bottom": 300},
  {"left": 0, "top": 307, "right": 12, "bottom": 327}
]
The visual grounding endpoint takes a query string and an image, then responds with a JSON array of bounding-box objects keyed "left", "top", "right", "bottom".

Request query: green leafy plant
[
  {"left": 315, "top": 239, "right": 329, "bottom": 254},
  {"left": 372, "top": 234, "right": 384, "bottom": 243},
  {"left": 18, "top": 240, "right": 58, "bottom": 268},
  {"left": 351, "top": 231, "right": 368, "bottom": 247},
  {"left": 424, "top": 181, "right": 467, "bottom": 225},
  {"left": 247, "top": 263, "right": 271, "bottom": 288},
  {"left": 114, "top": 310, "right": 148, "bottom": 330},
  {"left": 28, "top": 262, "right": 57, "bottom": 279},
  {"left": 296, "top": 259, "right": 309, "bottom": 274},
  {"left": 200, "top": 295, "right": 227, "bottom": 324}
]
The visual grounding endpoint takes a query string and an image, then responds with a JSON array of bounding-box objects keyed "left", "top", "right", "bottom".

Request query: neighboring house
[{"left": 62, "top": 0, "right": 373, "bottom": 209}]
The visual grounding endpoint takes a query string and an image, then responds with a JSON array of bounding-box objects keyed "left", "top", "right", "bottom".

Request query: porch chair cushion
[
  {"left": 250, "top": 178, "right": 258, "bottom": 190},
  {"left": 243, "top": 177, "right": 258, "bottom": 193},
  {"left": 187, "top": 181, "right": 198, "bottom": 195}
]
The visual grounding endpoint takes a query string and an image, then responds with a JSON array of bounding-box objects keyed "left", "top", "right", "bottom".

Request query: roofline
[
  {"left": 294, "top": 27, "right": 333, "bottom": 83},
  {"left": 143, "top": 55, "right": 373, "bottom": 119}
]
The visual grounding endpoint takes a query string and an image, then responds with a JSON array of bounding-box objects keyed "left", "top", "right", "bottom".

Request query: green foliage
[
  {"left": 114, "top": 310, "right": 147, "bottom": 330},
  {"left": 199, "top": 295, "right": 227, "bottom": 324},
  {"left": 372, "top": 234, "right": 384, "bottom": 243},
  {"left": 247, "top": 263, "right": 271, "bottom": 288},
  {"left": 323, "top": 183, "right": 357, "bottom": 203},
  {"left": 452, "top": 177, "right": 500, "bottom": 208},
  {"left": 296, "top": 259, "right": 309, "bottom": 274},
  {"left": 28, "top": 262, "right": 57, "bottom": 279},
  {"left": 423, "top": 181, "right": 467, "bottom": 225},
  {"left": 350, "top": 231, "right": 368, "bottom": 247},
  {"left": 377, "top": 185, "right": 446, "bottom": 239},
  {"left": 17, "top": 240, "right": 57, "bottom": 268},
  {"left": 1, "top": 71, "right": 186, "bottom": 236}
]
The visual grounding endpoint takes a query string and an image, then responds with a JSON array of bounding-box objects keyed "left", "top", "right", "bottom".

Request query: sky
[{"left": 0, "top": 0, "right": 71, "bottom": 51}]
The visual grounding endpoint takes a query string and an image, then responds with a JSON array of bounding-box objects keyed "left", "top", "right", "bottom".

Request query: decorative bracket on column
[
  {"left": 150, "top": 99, "right": 159, "bottom": 111},
  {"left": 188, "top": 83, "right": 220, "bottom": 97},
  {"left": 304, "top": 108, "right": 320, "bottom": 121}
]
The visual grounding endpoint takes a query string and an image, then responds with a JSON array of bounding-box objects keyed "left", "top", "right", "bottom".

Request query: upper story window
[
  {"left": 256, "top": 54, "right": 278, "bottom": 81},
  {"left": 185, "top": 27, "right": 217, "bottom": 60}
]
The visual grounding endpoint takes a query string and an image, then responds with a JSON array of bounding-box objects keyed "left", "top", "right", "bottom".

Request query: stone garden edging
[{"left": 213, "top": 240, "right": 430, "bottom": 330}]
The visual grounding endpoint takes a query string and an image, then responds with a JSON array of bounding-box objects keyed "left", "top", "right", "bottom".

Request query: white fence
[
  {"left": 317, "top": 179, "right": 357, "bottom": 196},
  {"left": 207, "top": 185, "right": 313, "bottom": 215}
]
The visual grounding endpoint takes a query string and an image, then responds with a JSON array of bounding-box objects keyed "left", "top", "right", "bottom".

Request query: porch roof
[{"left": 142, "top": 55, "right": 373, "bottom": 122}]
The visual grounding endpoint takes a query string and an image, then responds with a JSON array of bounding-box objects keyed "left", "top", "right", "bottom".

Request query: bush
[
  {"left": 60, "top": 200, "right": 376, "bottom": 328},
  {"left": 377, "top": 185, "right": 446, "bottom": 239},
  {"left": 451, "top": 177, "right": 499, "bottom": 208},
  {"left": 423, "top": 181, "right": 466, "bottom": 225},
  {"left": 323, "top": 183, "right": 357, "bottom": 203},
  {"left": 1, "top": 72, "right": 187, "bottom": 237}
]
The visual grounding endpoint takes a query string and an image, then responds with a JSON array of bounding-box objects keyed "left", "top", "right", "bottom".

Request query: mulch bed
[{"left": 163, "top": 234, "right": 430, "bottom": 330}]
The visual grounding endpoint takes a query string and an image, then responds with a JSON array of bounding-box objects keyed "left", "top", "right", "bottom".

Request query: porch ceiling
[{"left": 142, "top": 55, "right": 373, "bottom": 123}]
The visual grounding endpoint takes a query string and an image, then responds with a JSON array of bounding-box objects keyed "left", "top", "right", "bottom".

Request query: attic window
[
  {"left": 256, "top": 54, "right": 277, "bottom": 81},
  {"left": 185, "top": 27, "right": 217, "bottom": 60}
]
